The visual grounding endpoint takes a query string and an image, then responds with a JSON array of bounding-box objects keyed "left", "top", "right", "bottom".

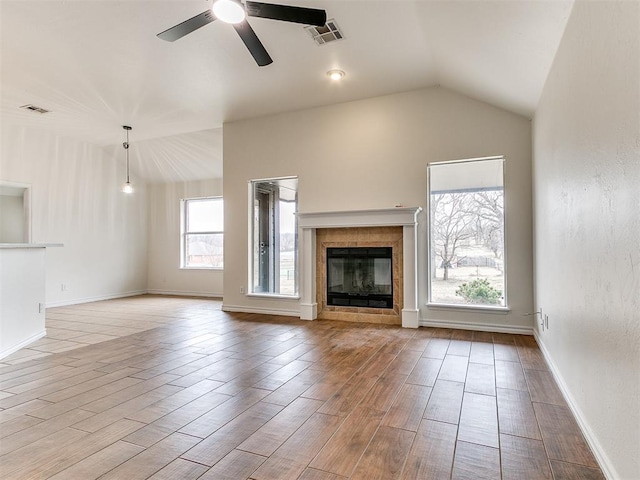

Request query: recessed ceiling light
[{"left": 327, "top": 69, "right": 345, "bottom": 81}]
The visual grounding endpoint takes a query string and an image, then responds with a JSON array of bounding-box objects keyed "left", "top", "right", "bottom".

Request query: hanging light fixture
[{"left": 121, "top": 125, "right": 134, "bottom": 194}]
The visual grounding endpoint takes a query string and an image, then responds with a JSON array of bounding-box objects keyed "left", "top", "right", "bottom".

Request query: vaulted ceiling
[{"left": 1, "top": 0, "right": 574, "bottom": 182}]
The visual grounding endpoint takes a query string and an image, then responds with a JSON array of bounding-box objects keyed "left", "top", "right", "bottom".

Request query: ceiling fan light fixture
[
  {"left": 212, "top": 0, "right": 246, "bottom": 24},
  {"left": 327, "top": 69, "right": 345, "bottom": 81}
]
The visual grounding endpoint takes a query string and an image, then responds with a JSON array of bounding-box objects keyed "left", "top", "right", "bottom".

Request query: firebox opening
[{"left": 326, "top": 247, "right": 393, "bottom": 309}]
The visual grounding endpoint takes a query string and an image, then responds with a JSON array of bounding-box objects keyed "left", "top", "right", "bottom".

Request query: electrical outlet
[
  {"left": 61, "top": 283, "right": 67, "bottom": 292},
  {"left": 39, "top": 302, "right": 45, "bottom": 313},
  {"left": 240, "top": 286, "right": 245, "bottom": 294}
]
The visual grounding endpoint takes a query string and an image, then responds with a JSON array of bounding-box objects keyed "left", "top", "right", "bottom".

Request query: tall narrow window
[
  {"left": 427, "top": 157, "right": 506, "bottom": 307},
  {"left": 181, "top": 197, "right": 223, "bottom": 269},
  {"left": 250, "top": 177, "right": 298, "bottom": 296}
]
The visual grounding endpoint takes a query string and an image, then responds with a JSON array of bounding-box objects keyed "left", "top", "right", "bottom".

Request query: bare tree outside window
[
  {"left": 474, "top": 190, "right": 504, "bottom": 260},
  {"left": 430, "top": 193, "right": 476, "bottom": 281}
]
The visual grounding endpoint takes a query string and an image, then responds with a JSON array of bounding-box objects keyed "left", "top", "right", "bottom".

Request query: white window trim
[
  {"left": 180, "top": 196, "right": 224, "bottom": 270},
  {"left": 248, "top": 176, "right": 299, "bottom": 297},
  {"left": 426, "top": 156, "right": 508, "bottom": 310}
]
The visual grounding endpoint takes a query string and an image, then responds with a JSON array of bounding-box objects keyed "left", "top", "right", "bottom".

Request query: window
[
  {"left": 181, "top": 197, "right": 223, "bottom": 269},
  {"left": 250, "top": 177, "right": 298, "bottom": 296},
  {"left": 427, "top": 157, "right": 506, "bottom": 307}
]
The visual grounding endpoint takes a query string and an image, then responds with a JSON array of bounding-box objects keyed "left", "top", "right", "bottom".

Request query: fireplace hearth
[{"left": 326, "top": 247, "right": 393, "bottom": 308}]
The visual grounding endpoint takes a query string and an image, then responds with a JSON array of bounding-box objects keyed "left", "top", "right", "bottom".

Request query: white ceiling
[{"left": 1, "top": 0, "right": 574, "bottom": 183}]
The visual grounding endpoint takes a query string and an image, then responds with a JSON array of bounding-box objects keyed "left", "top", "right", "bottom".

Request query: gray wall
[
  {"left": 147, "top": 179, "right": 224, "bottom": 297},
  {"left": 533, "top": 1, "right": 640, "bottom": 477}
]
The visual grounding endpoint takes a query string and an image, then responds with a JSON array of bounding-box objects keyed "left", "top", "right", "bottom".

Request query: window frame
[
  {"left": 180, "top": 196, "right": 224, "bottom": 270},
  {"left": 248, "top": 176, "right": 299, "bottom": 298},
  {"left": 426, "top": 156, "right": 509, "bottom": 312}
]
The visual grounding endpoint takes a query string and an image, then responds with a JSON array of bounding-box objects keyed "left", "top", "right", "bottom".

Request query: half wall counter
[{"left": 0, "top": 243, "right": 62, "bottom": 360}]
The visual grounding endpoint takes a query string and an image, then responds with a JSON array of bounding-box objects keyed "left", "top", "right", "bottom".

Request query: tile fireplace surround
[{"left": 297, "top": 207, "right": 421, "bottom": 328}]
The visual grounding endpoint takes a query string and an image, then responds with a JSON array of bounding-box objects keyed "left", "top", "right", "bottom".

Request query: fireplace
[
  {"left": 316, "top": 226, "right": 403, "bottom": 324},
  {"left": 326, "top": 247, "right": 393, "bottom": 308},
  {"left": 297, "top": 207, "right": 422, "bottom": 328}
]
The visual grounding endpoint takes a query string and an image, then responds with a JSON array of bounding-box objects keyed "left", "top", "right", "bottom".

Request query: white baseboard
[
  {"left": 146, "top": 289, "right": 222, "bottom": 299},
  {"left": 221, "top": 304, "right": 300, "bottom": 317},
  {"left": 534, "top": 331, "right": 616, "bottom": 480},
  {"left": 0, "top": 330, "right": 46, "bottom": 360},
  {"left": 46, "top": 290, "right": 147, "bottom": 308},
  {"left": 420, "top": 318, "right": 533, "bottom": 335},
  {"left": 299, "top": 302, "right": 318, "bottom": 321},
  {"left": 47, "top": 290, "right": 223, "bottom": 309}
]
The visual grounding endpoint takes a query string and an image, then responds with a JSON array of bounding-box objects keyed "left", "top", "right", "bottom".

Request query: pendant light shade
[
  {"left": 122, "top": 125, "right": 134, "bottom": 194},
  {"left": 122, "top": 181, "right": 134, "bottom": 194}
]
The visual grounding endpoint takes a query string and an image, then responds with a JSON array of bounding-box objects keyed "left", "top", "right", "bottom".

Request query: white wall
[
  {"left": 223, "top": 86, "right": 534, "bottom": 331},
  {"left": 0, "top": 125, "right": 148, "bottom": 306},
  {"left": 533, "top": 1, "right": 640, "bottom": 478},
  {"left": 147, "top": 179, "right": 223, "bottom": 297},
  {"left": 0, "top": 247, "right": 46, "bottom": 358}
]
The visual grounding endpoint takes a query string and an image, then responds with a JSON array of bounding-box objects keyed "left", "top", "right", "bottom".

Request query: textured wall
[{"left": 533, "top": 1, "right": 640, "bottom": 477}]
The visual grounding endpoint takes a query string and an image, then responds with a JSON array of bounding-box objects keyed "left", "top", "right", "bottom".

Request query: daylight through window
[
  {"left": 250, "top": 177, "right": 298, "bottom": 296},
  {"left": 181, "top": 197, "right": 223, "bottom": 269},
  {"left": 428, "top": 157, "right": 506, "bottom": 307}
]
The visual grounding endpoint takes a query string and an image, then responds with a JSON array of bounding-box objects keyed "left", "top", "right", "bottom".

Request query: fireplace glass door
[{"left": 326, "top": 247, "right": 393, "bottom": 308}]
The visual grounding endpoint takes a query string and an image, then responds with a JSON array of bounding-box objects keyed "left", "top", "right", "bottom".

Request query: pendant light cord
[
  {"left": 123, "top": 126, "right": 132, "bottom": 183},
  {"left": 125, "top": 129, "right": 130, "bottom": 183}
]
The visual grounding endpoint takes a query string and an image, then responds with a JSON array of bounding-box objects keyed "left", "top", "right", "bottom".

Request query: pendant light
[{"left": 121, "top": 125, "right": 133, "bottom": 194}]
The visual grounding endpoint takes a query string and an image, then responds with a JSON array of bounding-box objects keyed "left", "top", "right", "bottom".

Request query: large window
[
  {"left": 250, "top": 177, "right": 298, "bottom": 296},
  {"left": 181, "top": 197, "right": 223, "bottom": 269},
  {"left": 427, "top": 157, "right": 506, "bottom": 307}
]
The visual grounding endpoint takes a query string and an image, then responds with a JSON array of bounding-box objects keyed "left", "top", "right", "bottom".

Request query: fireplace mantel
[
  {"left": 297, "top": 207, "right": 421, "bottom": 229},
  {"left": 297, "top": 207, "right": 422, "bottom": 328}
]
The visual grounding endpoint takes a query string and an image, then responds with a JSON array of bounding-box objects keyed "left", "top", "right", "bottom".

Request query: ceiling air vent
[
  {"left": 305, "top": 19, "right": 344, "bottom": 45},
  {"left": 19, "top": 104, "right": 51, "bottom": 114}
]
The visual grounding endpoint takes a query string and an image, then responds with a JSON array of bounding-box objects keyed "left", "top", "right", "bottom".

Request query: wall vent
[
  {"left": 305, "top": 19, "right": 344, "bottom": 45},
  {"left": 19, "top": 104, "right": 51, "bottom": 114}
]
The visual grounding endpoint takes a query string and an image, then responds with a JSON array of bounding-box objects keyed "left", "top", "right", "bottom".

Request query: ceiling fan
[{"left": 157, "top": 0, "right": 327, "bottom": 67}]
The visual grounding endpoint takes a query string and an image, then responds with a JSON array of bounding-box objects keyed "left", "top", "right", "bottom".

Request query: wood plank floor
[{"left": 0, "top": 295, "right": 605, "bottom": 479}]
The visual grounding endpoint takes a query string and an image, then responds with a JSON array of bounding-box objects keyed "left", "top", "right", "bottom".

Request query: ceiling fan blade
[
  {"left": 232, "top": 20, "right": 273, "bottom": 67},
  {"left": 157, "top": 10, "right": 216, "bottom": 42},
  {"left": 245, "top": 1, "right": 326, "bottom": 27}
]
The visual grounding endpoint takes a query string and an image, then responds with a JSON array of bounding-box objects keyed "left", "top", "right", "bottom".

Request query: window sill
[
  {"left": 180, "top": 267, "right": 223, "bottom": 271},
  {"left": 246, "top": 293, "right": 300, "bottom": 301},
  {"left": 426, "top": 303, "right": 511, "bottom": 314}
]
